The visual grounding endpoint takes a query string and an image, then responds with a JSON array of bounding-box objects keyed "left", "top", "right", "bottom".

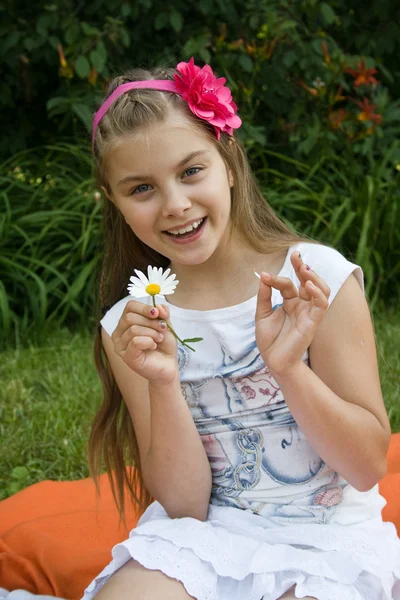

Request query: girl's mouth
[{"left": 163, "top": 217, "right": 207, "bottom": 244}]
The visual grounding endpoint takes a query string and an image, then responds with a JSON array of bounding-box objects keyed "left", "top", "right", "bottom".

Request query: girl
[{"left": 86, "top": 59, "right": 400, "bottom": 599}]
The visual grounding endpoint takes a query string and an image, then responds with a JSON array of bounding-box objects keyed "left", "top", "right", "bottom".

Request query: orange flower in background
[
  {"left": 217, "top": 23, "right": 227, "bottom": 43},
  {"left": 328, "top": 108, "right": 347, "bottom": 129},
  {"left": 346, "top": 58, "right": 378, "bottom": 87},
  {"left": 355, "top": 97, "right": 382, "bottom": 124},
  {"left": 57, "top": 44, "right": 73, "bottom": 79},
  {"left": 228, "top": 38, "right": 244, "bottom": 50},
  {"left": 321, "top": 41, "right": 331, "bottom": 65},
  {"left": 334, "top": 85, "right": 346, "bottom": 103},
  {"left": 57, "top": 44, "right": 67, "bottom": 68},
  {"left": 88, "top": 68, "right": 98, "bottom": 86},
  {"left": 265, "top": 36, "right": 278, "bottom": 59},
  {"left": 296, "top": 79, "right": 319, "bottom": 97}
]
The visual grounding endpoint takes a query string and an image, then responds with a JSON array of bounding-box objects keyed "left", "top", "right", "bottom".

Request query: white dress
[{"left": 83, "top": 243, "right": 400, "bottom": 600}]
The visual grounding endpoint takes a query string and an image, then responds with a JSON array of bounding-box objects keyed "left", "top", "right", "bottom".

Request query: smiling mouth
[{"left": 164, "top": 217, "right": 206, "bottom": 238}]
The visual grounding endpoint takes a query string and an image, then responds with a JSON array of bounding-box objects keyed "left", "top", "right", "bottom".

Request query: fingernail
[
  {"left": 159, "top": 321, "right": 166, "bottom": 329},
  {"left": 150, "top": 308, "right": 157, "bottom": 316},
  {"left": 305, "top": 265, "right": 311, "bottom": 271}
]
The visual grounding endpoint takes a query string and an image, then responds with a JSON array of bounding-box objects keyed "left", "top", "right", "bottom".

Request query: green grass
[
  {"left": 0, "top": 312, "right": 399, "bottom": 500},
  {"left": 0, "top": 327, "right": 101, "bottom": 499}
]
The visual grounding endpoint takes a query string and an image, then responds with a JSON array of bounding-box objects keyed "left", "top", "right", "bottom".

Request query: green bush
[
  {"left": 2, "top": 0, "right": 400, "bottom": 161},
  {"left": 0, "top": 143, "right": 102, "bottom": 343}
]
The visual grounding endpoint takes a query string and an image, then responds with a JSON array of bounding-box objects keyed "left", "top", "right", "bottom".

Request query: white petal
[
  {"left": 134, "top": 269, "right": 150, "bottom": 286},
  {"left": 161, "top": 286, "right": 177, "bottom": 296},
  {"left": 129, "top": 275, "right": 146, "bottom": 288},
  {"left": 162, "top": 280, "right": 178, "bottom": 291},
  {"left": 127, "top": 285, "right": 148, "bottom": 298},
  {"left": 153, "top": 267, "right": 163, "bottom": 285},
  {"left": 163, "top": 274, "right": 177, "bottom": 286},
  {"left": 147, "top": 265, "right": 155, "bottom": 282},
  {"left": 160, "top": 267, "right": 171, "bottom": 282}
]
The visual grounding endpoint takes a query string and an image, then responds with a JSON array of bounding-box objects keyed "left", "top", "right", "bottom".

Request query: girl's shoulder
[{"left": 282, "top": 241, "right": 364, "bottom": 306}]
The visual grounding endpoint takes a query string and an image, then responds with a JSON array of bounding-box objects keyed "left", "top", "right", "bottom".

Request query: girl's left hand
[{"left": 255, "top": 251, "right": 331, "bottom": 378}]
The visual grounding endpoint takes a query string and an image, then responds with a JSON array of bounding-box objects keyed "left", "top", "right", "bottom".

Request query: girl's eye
[
  {"left": 131, "top": 183, "right": 151, "bottom": 195},
  {"left": 183, "top": 167, "right": 202, "bottom": 178}
]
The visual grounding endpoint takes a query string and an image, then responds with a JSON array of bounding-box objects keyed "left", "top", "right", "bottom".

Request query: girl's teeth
[{"left": 168, "top": 218, "right": 203, "bottom": 236}]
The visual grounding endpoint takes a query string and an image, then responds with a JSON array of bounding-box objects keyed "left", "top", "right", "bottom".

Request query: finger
[
  {"left": 255, "top": 272, "right": 273, "bottom": 322},
  {"left": 290, "top": 253, "right": 330, "bottom": 300},
  {"left": 129, "top": 336, "right": 157, "bottom": 352},
  {"left": 306, "top": 280, "right": 329, "bottom": 320},
  {"left": 155, "top": 303, "right": 170, "bottom": 322},
  {"left": 265, "top": 273, "right": 299, "bottom": 300},
  {"left": 117, "top": 325, "right": 164, "bottom": 353},
  {"left": 123, "top": 299, "right": 162, "bottom": 320},
  {"left": 299, "top": 264, "right": 331, "bottom": 300},
  {"left": 123, "top": 312, "right": 167, "bottom": 333}
]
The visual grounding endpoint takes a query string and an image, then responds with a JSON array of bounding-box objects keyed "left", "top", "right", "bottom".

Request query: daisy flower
[
  {"left": 127, "top": 266, "right": 179, "bottom": 298},
  {"left": 127, "top": 266, "right": 202, "bottom": 352}
]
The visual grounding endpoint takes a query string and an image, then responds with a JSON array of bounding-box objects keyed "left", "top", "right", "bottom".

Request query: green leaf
[
  {"left": 36, "top": 14, "right": 50, "bottom": 37},
  {"left": 96, "top": 40, "right": 107, "bottom": 62},
  {"left": 75, "top": 56, "right": 90, "bottom": 78},
  {"left": 1, "top": 31, "right": 20, "bottom": 55},
  {"left": 183, "top": 38, "right": 197, "bottom": 56},
  {"left": 238, "top": 54, "right": 253, "bottom": 73},
  {"left": 320, "top": 2, "right": 336, "bottom": 25},
  {"left": 81, "top": 22, "right": 100, "bottom": 37},
  {"left": 199, "top": 47, "right": 211, "bottom": 63},
  {"left": 282, "top": 51, "right": 296, "bottom": 68},
  {"left": 71, "top": 103, "right": 92, "bottom": 130},
  {"left": 121, "top": 3, "right": 131, "bottom": 17},
  {"left": 11, "top": 466, "right": 29, "bottom": 479},
  {"left": 89, "top": 50, "right": 105, "bottom": 73},
  {"left": 198, "top": 0, "right": 212, "bottom": 14},
  {"left": 49, "top": 35, "right": 60, "bottom": 50},
  {"left": 65, "top": 22, "right": 79, "bottom": 44},
  {"left": 182, "top": 337, "right": 203, "bottom": 343},
  {"left": 169, "top": 10, "right": 183, "bottom": 33},
  {"left": 46, "top": 96, "right": 68, "bottom": 111},
  {"left": 155, "top": 12, "right": 168, "bottom": 30},
  {"left": 120, "top": 29, "right": 130, "bottom": 47}
]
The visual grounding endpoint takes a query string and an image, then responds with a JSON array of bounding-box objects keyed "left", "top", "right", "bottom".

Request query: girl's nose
[{"left": 161, "top": 186, "right": 192, "bottom": 217}]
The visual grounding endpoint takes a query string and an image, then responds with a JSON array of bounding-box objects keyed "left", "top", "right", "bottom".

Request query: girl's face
[{"left": 105, "top": 112, "right": 234, "bottom": 268}]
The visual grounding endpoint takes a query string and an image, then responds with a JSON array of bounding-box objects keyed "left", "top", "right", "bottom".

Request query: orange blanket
[{"left": 1, "top": 433, "right": 400, "bottom": 600}]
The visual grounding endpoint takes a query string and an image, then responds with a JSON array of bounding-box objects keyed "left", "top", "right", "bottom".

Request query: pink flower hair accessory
[
  {"left": 92, "top": 57, "right": 241, "bottom": 150},
  {"left": 174, "top": 57, "right": 242, "bottom": 139}
]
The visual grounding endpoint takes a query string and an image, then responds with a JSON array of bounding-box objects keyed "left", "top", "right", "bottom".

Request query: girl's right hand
[{"left": 111, "top": 300, "right": 179, "bottom": 385}]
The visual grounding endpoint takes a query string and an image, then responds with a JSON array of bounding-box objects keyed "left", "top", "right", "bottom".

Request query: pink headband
[{"left": 92, "top": 58, "right": 242, "bottom": 151}]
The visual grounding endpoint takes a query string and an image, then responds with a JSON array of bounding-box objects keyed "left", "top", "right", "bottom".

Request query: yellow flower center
[{"left": 146, "top": 283, "right": 161, "bottom": 296}]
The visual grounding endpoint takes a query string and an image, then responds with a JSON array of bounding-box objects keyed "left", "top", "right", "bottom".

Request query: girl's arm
[
  {"left": 264, "top": 272, "right": 391, "bottom": 492},
  {"left": 102, "top": 321, "right": 212, "bottom": 521}
]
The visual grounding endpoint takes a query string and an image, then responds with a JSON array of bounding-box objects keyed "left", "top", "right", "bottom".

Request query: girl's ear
[
  {"left": 228, "top": 170, "right": 234, "bottom": 188},
  {"left": 101, "top": 185, "right": 114, "bottom": 203}
]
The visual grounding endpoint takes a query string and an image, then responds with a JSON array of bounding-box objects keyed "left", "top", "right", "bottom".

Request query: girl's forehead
[{"left": 107, "top": 119, "right": 216, "bottom": 175}]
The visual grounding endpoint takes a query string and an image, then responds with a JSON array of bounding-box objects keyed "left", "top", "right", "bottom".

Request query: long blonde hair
[{"left": 90, "top": 65, "right": 306, "bottom": 521}]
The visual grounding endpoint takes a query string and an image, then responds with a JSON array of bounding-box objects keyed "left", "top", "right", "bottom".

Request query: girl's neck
[{"left": 167, "top": 241, "right": 288, "bottom": 311}]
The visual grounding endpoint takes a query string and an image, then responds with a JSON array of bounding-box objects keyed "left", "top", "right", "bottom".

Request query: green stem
[{"left": 152, "top": 296, "right": 195, "bottom": 352}]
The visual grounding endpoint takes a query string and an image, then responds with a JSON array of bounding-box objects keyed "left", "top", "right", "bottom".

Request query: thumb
[
  {"left": 255, "top": 273, "right": 273, "bottom": 323},
  {"left": 156, "top": 303, "right": 170, "bottom": 322}
]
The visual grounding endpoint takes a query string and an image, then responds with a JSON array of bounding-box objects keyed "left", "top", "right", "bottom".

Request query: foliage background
[{"left": 1, "top": 0, "right": 400, "bottom": 343}]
